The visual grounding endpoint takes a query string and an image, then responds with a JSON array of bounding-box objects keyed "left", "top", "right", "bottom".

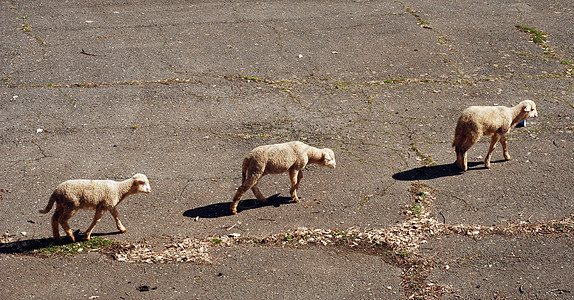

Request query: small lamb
[
  {"left": 452, "top": 100, "right": 538, "bottom": 171},
  {"left": 39, "top": 174, "right": 151, "bottom": 242},
  {"left": 230, "top": 141, "right": 336, "bottom": 215}
]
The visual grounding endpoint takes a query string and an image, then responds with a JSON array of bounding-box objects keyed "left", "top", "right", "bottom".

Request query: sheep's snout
[
  {"left": 522, "top": 100, "right": 538, "bottom": 119},
  {"left": 323, "top": 151, "right": 336, "bottom": 168},
  {"left": 140, "top": 184, "right": 151, "bottom": 193},
  {"left": 132, "top": 174, "right": 151, "bottom": 193},
  {"left": 328, "top": 160, "right": 336, "bottom": 168}
]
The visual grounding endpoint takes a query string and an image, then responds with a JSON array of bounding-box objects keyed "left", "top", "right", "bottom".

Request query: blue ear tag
[{"left": 516, "top": 120, "right": 526, "bottom": 128}]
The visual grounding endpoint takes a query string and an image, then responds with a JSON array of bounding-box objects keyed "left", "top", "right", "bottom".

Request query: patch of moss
[
  {"left": 515, "top": 25, "right": 547, "bottom": 45},
  {"left": 32, "top": 237, "right": 117, "bottom": 257}
]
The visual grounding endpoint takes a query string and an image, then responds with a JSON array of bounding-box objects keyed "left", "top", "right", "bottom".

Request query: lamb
[
  {"left": 39, "top": 174, "right": 151, "bottom": 242},
  {"left": 230, "top": 141, "right": 336, "bottom": 215},
  {"left": 452, "top": 100, "right": 538, "bottom": 171}
]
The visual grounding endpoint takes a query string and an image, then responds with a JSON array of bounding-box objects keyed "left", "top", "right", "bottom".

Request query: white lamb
[
  {"left": 452, "top": 100, "right": 538, "bottom": 171},
  {"left": 39, "top": 174, "right": 151, "bottom": 242},
  {"left": 230, "top": 141, "right": 336, "bottom": 215}
]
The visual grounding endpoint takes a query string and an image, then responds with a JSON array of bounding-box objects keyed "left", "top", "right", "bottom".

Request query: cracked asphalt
[{"left": 1, "top": 0, "right": 573, "bottom": 299}]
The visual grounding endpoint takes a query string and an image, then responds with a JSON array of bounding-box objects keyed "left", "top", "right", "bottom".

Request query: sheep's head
[
  {"left": 320, "top": 149, "right": 336, "bottom": 168},
  {"left": 521, "top": 100, "right": 538, "bottom": 119},
  {"left": 132, "top": 174, "right": 151, "bottom": 193}
]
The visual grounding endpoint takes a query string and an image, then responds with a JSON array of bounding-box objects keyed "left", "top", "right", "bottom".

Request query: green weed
[
  {"left": 515, "top": 25, "right": 547, "bottom": 45},
  {"left": 32, "top": 237, "right": 117, "bottom": 257},
  {"left": 410, "top": 203, "right": 422, "bottom": 215}
]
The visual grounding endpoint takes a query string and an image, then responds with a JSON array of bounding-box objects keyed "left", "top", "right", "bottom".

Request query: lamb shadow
[
  {"left": 0, "top": 237, "right": 56, "bottom": 254},
  {"left": 392, "top": 161, "right": 498, "bottom": 181},
  {"left": 183, "top": 194, "right": 294, "bottom": 218},
  {"left": 0, "top": 231, "right": 125, "bottom": 255},
  {"left": 90, "top": 231, "right": 124, "bottom": 238}
]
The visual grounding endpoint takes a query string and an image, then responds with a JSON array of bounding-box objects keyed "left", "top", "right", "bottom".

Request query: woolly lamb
[
  {"left": 230, "top": 141, "right": 336, "bottom": 215},
  {"left": 39, "top": 174, "right": 151, "bottom": 242},
  {"left": 452, "top": 100, "right": 538, "bottom": 171}
]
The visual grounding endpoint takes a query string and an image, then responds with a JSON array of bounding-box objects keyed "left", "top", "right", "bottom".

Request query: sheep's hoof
[
  {"left": 454, "top": 162, "right": 467, "bottom": 171},
  {"left": 119, "top": 228, "right": 127, "bottom": 233},
  {"left": 231, "top": 209, "right": 237, "bottom": 215},
  {"left": 485, "top": 164, "right": 492, "bottom": 169},
  {"left": 293, "top": 197, "right": 300, "bottom": 203}
]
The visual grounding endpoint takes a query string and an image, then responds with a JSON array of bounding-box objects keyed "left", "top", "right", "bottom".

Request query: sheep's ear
[{"left": 523, "top": 104, "right": 531, "bottom": 112}]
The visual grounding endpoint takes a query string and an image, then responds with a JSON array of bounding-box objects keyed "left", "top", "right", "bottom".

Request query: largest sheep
[
  {"left": 39, "top": 174, "right": 151, "bottom": 242},
  {"left": 452, "top": 100, "right": 538, "bottom": 171}
]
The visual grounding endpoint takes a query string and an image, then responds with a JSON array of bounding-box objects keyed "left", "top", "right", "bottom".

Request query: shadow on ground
[
  {"left": 392, "top": 161, "right": 503, "bottom": 181},
  {"left": 0, "top": 231, "right": 124, "bottom": 255},
  {"left": 91, "top": 231, "right": 124, "bottom": 238},
  {"left": 183, "top": 194, "right": 294, "bottom": 218},
  {"left": 0, "top": 238, "right": 55, "bottom": 254}
]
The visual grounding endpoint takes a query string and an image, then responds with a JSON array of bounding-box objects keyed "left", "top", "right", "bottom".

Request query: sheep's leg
[
  {"left": 84, "top": 208, "right": 105, "bottom": 241},
  {"left": 455, "top": 147, "right": 468, "bottom": 171},
  {"left": 251, "top": 184, "right": 267, "bottom": 202},
  {"left": 109, "top": 207, "right": 127, "bottom": 233},
  {"left": 58, "top": 209, "right": 77, "bottom": 242},
  {"left": 485, "top": 134, "right": 501, "bottom": 169},
  {"left": 500, "top": 135, "right": 511, "bottom": 160},
  {"left": 455, "top": 133, "right": 481, "bottom": 171},
  {"left": 230, "top": 187, "right": 246, "bottom": 215},
  {"left": 230, "top": 173, "right": 262, "bottom": 215},
  {"left": 244, "top": 172, "right": 264, "bottom": 202},
  {"left": 455, "top": 147, "right": 467, "bottom": 171},
  {"left": 289, "top": 169, "right": 303, "bottom": 202},
  {"left": 51, "top": 209, "right": 62, "bottom": 242}
]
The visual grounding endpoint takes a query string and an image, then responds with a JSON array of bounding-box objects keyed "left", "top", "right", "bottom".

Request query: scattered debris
[
  {"left": 80, "top": 49, "right": 98, "bottom": 56},
  {"left": 112, "top": 238, "right": 211, "bottom": 264},
  {"left": 1, "top": 232, "right": 15, "bottom": 244},
  {"left": 137, "top": 285, "right": 156, "bottom": 292}
]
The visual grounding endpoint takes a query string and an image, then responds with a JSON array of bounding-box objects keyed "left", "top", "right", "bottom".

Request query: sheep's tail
[
  {"left": 452, "top": 119, "right": 467, "bottom": 148},
  {"left": 39, "top": 193, "right": 57, "bottom": 214},
  {"left": 241, "top": 158, "right": 249, "bottom": 182},
  {"left": 452, "top": 137, "right": 459, "bottom": 148},
  {"left": 452, "top": 124, "right": 462, "bottom": 148},
  {"left": 452, "top": 120, "right": 477, "bottom": 153}
]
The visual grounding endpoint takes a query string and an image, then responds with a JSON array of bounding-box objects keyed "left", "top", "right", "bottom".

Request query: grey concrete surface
[
  {"left": 1, "top": 0, "right": 573, "bottom": 299},
  {"left": 423, "top": 234, "right": 574, "bottom": 299}
]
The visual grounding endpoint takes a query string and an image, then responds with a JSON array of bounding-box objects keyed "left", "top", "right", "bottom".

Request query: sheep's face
[
  {"left": 522, "top": 100, "right": 538, "bottom": 119},
  {"left": 321, "top": 149, "right": 336, "bottom": 168},
  {"left": 133, "top": 174, "right": 152, "bottom": 193}
]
